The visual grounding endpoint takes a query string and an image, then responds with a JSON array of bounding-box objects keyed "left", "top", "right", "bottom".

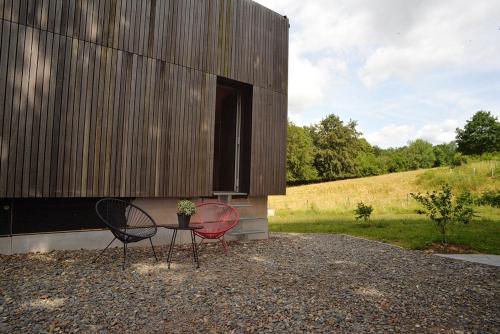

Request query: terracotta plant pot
[{"left": 177, "top": 213, "right": 191, "bottom": 228}]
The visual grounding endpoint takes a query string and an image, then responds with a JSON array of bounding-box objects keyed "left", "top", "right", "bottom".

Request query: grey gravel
[{"left": 1, "top": 233, "right": 499, "bottom": 333}]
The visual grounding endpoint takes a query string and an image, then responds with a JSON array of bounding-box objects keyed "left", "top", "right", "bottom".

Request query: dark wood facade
[{"left": 0, "top": 0, "right": 288, "bottom": 198}]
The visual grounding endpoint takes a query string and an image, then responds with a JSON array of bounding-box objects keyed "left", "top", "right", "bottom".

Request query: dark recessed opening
[
  {"left": 213, "top": 77, "right": 252, "bottom": 193},
  {"left": 0, "top": 198, "right": 136, "bottom": 235},
  {"left": 0, "top": 200, "right": 11, "bottom": 236}
]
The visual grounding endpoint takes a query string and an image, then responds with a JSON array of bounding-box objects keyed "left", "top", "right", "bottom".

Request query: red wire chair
[{"left": 190, "top": 202, "right": 240, "bottom": 254}]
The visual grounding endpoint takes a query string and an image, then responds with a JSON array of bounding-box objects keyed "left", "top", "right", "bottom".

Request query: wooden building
[{"left": 0, "top": 0, "right": 288, "bottom": 253}]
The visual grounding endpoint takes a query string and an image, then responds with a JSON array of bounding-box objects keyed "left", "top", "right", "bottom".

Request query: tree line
[{"left": 287, "top": 111, "right": 500, "bottom": 184}]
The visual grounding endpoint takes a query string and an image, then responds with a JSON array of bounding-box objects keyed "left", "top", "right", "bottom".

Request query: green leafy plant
[
  {"left": 455, "top": 111, "right": 500, "bottom": 155},
  {"left": 177, "top": 200, "right": 197, "bottom": 216},
  {"left": 476, "top": 190, "right": 500, "bottom": 208},
  {"left": 354, "top": 202, "right": 373, "bottom": 223},
  {"left": 450, "top": 152, "right": 468, "bottom": 167},
  {"left": 411, "top": 184, "right": 475, "bottom": 244}
]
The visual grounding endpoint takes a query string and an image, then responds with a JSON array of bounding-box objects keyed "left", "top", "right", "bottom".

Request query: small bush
[
  {"left": 451, "top": 153, "right": 468, "bottom": 167},
  {"left": 354, "top": 202, "right": 373, "bottom": 223},
  {"left": 476, "top": 190, "right": 500, "bottom": 208},
  {"left": 411, "top": 184, "right": 475, "bottom": 244},
  {"left": 177, "top": 200, "right": 197, "bottom": 216}
]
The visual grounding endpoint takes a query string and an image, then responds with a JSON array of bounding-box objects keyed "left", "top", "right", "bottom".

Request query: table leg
[
  {"left": 190, "top": 230, "right": 200, "bottom": 269},
  {"left": 167, "top": 229, "right": 177, "bottom": 269}
]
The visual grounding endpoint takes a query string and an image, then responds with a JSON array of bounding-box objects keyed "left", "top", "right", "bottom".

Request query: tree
[
  {"left": 381, "top": 148, "right": 409, "bottom": 173},
  {"left": 354, "top": 202, "right": 373, "bottom": 224},
  {"left": 310, "top": 115, "right": 363, "bottom": 179},
  {"left": 405, "top": 139, "right": 436, "bottom": 169},
  {"left": 433, "top": 142, "right": 457, "bottom": 167},
  {"left": 286, "top": 122, "right": 317, "bottom": 182},
  {"left": 411, "top": 184, "right": 475, "bottom": 244},
  {"left": 355, "top": 151, "right": 386, "bottom": 176},
  {"left": 456, "top": 111, "right": 500, "bottom": 155}
]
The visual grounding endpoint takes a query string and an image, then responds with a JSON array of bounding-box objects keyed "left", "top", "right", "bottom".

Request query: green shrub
[
  {"left": 477, "top": 190, "right": 500, "bottom": 208},
  {"left": 451, "top": 152, "right": 468, "bottom": 167},
  {"left": 354, "top": 202, "right": 373, "bottom": 223},
  {"left": 411, "top": 184, "right": 475, "bottom": 244},
  {"left": 177, "top": 200, "right": 197, "bottom": 216}
]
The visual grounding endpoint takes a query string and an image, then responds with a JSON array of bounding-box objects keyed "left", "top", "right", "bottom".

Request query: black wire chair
[{"left": 93, "top": 198, "right": 158, "bottom": 269}]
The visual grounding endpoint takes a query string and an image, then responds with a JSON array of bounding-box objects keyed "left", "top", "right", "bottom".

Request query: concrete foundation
[{"left": 0, "top": 197, "right": 268, "bottom": 255}]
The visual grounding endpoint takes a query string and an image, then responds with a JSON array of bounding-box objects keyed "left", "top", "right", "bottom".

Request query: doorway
[{"left": 213, "top": 78, "right": 252, "bottom": 193}]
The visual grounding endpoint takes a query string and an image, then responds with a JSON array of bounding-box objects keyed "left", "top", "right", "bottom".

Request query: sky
[{"left": 256, "top": 0, "right": 500, "bottom": 148}]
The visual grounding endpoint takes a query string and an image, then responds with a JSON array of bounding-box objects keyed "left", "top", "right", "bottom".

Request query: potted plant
[{"left": 177, "top": 200, "right": 197, "bottom": 227}]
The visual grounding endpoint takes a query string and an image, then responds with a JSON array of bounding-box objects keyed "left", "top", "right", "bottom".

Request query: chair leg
[
  {"left": 149, "top": 238, "right": 158, "bottom": 261},
  {"left": 219, "top": 237, "right": 229, "bottom": 255},
  {"left": 92, "top": 237, "right": 116, "bottom": 263},
  {"left": 122, "top": 243, "right": 128, "bottom": 270}
]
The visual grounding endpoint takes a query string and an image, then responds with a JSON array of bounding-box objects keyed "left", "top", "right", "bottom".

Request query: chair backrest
[
  {"left": 95, "top": 198, "right": 157, "bottom": 239},
  {"left": 190, "top": 202, "right": 240, "bottom": 237}
]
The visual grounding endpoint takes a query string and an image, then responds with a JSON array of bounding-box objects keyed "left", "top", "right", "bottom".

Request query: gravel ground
[{"left": 1, "top": 233, "right": 499, "bottom": 333}]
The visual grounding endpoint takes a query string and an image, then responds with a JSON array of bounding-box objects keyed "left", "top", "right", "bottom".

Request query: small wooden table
[{"left": 159, "top": 224, "right": 202, "bottom": 269}]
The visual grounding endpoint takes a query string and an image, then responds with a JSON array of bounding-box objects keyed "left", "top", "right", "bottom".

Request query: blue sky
[{"left": 257, "top": 0, "right": 500, "bottom": 148}]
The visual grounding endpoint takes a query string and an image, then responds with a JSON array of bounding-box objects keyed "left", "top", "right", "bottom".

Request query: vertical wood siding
[
  {"left": 0, "top": 0, "right": 288, "bottom": 197},
  {"left": 250, "top": 87, "right": 287, "bottom": 196}
]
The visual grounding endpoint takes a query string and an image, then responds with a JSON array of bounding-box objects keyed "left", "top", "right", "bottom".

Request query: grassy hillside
[
  {"left": 270, "top": 160, "right": 500, "bottom": 215},
  {"left": 269, "top": 161, "right": 500, "bottom": 254}
]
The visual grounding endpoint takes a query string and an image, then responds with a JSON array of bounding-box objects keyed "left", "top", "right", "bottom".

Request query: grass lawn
[
  {"left": 269, "top": 209, "right": 500, "bottom": 254},
  {"left": 269, "top": 161, "right": 500, "bottom": 254}
]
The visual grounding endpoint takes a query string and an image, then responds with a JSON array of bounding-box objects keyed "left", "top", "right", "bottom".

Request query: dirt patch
[{"left": 423, "top": 243, "right": 475, "bottom": 254}]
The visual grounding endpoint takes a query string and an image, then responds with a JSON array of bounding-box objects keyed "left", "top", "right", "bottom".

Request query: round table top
[{"left": 158, "top": 224, "right": 203, "bottom": 230}]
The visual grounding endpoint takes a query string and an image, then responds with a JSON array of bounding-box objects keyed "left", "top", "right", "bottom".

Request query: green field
[{"left": 269, "top": 161, "right": 500, "bottom": 254}]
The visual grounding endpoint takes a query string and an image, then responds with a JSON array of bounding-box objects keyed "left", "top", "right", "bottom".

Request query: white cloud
[
  {"left": 358, "top": 1, "right": 500, "bottom": 87},
  {"left": 257, "top": 0, "right": 500, "bottom": 141},
  {"left": 287, "top": 47, "right": 347, "bottom": 118},
  {"left": 287, "top": 49, "right": 330, "bottom": 115},
  {"left": 258, "top": 0, "right": 500, "bottom": 89},
  {"left": 364, "top": 119, "right": 460, "bottom": 148},
  {"left": 364, "top": 124, "right": 415, "bottom": 148}
]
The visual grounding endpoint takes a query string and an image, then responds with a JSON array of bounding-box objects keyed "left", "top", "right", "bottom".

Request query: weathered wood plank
[
  {"left": 0, "top": 19, "right": 7, "bottom": 192},
  {"left": 5, "top": 23, "right": 22, "bottom": 196},
  {"left": 170, "top": 63, "right": 180, "bottom": 196},
  {"left": 34, "top": 29, "right": 51, "bottom": 197},
  {"left": 143, "top": 58, "right": 153, "bottom": 194},
  {"left": 117, "top": 50, "right": 128, "bottom": 196},
  {"left": 134, "top": 56, "right": 146, "bottom": 195},
  {"left": 94, "top": 46, "right": 108, "bottom": 195},
  {"left": 206, "top": 73, "right": 216, "bottom": 193},
  {"left": 185, "top": 68, "right": 194, "bottom": 195},
  {"left": 98, "top": 45, "right": 112, "bottom": 196},
  {"left": 102, "top": 47, "right": 115, "bottom": 195},
  {"left": 17, "top": 26, "right": 34, "bottom": 197},
  {"left": 112, "top": 50, "right": 124, "bottom": 195},
  {"left": 48, "top": 34, "right": 65, "bottom": 196},
  {"left": 0, "top": 20, "right": 13, "bottom": 196},
  {"left": 80, "top": 41, "right": 94, "bottom": 196},
  {"left": 150, "top": 59, "right": 159, "bottom": 193},
  {"left": 67, "top": 37, "right": 83, "bottom": 196},
  {"left": 109, "top": 49, "right": 122, "bottom": 195},
  {"left": 41, "top": 31, "right": 57, "bottom": 196},
  {"left": 165, "top": 62, "right": 175, "bottom": 195}
]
